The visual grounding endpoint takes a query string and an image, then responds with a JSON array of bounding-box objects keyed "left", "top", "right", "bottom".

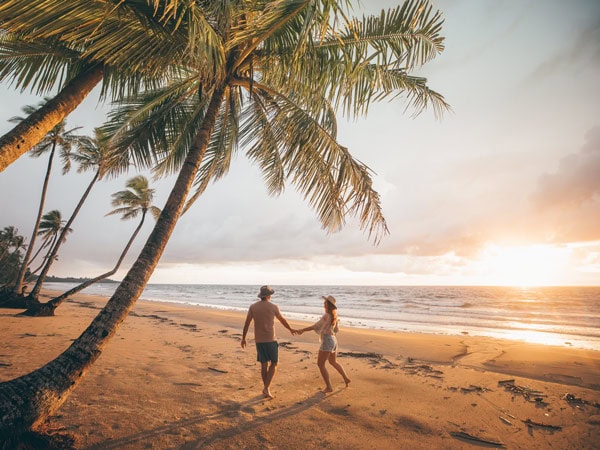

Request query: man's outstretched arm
[{"left": 276, "top": 312, "right": 295, "bottom": 334}]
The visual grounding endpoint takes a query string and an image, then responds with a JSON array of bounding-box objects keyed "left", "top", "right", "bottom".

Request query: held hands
[{"left": 290, "top": 329, "right": 304, "bottom": 335}]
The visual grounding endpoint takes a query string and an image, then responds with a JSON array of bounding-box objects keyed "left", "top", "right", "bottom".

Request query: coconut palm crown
[
  {"left": 104, "top": 0, "right": 448, "bottom": 243},
  {"left": 106, "top": 175, "right": 162, "bottom": 222}
]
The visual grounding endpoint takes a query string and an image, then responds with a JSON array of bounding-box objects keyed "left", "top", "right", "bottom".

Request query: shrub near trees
[{"left": 0, "top": 226, "right": 26, "bottom": 287}]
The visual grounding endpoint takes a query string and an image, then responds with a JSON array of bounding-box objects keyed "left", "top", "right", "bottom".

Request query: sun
[{"left": 479, "top": 244, "right": 570, "bottom": 286}]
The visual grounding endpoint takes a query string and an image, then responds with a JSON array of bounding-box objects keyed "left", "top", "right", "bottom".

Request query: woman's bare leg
[
  {"left": 317, "top": 350, "right": 333, "bottom": 392},
  {"left": 328, "top": 352, "right": 351, "bottom": 387}
]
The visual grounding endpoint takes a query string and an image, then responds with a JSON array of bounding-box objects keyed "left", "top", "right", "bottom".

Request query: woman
[{"left": 297, "top": 295, "right": 351, "bottom": 393}]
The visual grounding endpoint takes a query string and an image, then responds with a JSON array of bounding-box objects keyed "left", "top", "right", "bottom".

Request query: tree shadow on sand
[{"left": 86, "top": 390, "right": 339, "bottom": 449}]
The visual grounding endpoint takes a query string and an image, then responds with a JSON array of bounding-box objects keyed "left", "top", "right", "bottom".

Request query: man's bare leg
[{"left": 262, "top": 362, "right": 277, "bottom": 398}]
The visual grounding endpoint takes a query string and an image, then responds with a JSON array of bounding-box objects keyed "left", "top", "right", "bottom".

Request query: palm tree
[
  {"left": 26, "top": 210, "right": 72, "bottom": 279},
  {"left": 106, "top": 175, "right": 161, "bottom": 224},
  {"left": 26, "top": 212, "right": 64, "bottom": 270},
  {"left": 27, "top": 129, "right": 129, "bottom": 301},
  {"left": 21, "top": 175, "right": 160, "bottom": 316},
  {"left": 0, "top": 0, "right": 448, "bottom": 438},
  {"left": 0, "top": 0, "right": 221, "bottom": 172},
  {"left": 9, "top": 101, "right": 84, "bottom": 296}
]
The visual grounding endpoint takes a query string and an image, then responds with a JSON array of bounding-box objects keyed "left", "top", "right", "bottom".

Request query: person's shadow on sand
[{"left": 86, "top": 390, "right": 341, "bottom": 449}]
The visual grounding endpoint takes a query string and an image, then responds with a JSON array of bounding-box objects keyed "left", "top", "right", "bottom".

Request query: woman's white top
[{"left": 312, "top": 313, "right": 339, "bottom": 337}]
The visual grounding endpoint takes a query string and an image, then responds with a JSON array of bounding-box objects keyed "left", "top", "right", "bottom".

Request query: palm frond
[
  {"left": 101, "top": 74, "right": 202, "bottom": 171},
  {"left": 0, "top": 33, "right": 87, "bottom": 94},
  {"left": 240, "top": 82, "right": 388, "bottom": 241},
  {"left": 261, "top": 0, "right": 447, "bottom": 119},
  {"left": 239, "top": 90, "right": 286, "bottom": 196},
  {"left": 0, "top": 0, "right": 225, "bottom": 98},
  {"left": 229, "top": 0, "right": 311, "bottom": 68},
  {"left": 181, "top": 86, "right": 243, "bottom": 211},
  {"left": 318, "top": 0, "right": 445, "bottom": 68},
  {"left": 149, "top": 205, "right": 162, "bottom": 221}
]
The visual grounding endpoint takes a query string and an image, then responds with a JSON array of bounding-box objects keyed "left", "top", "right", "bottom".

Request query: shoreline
[
  {"left": 2, "top": 289, "right": 599, "bottom": 448},
  {"left": 42, "top": 282, "right": 600, "bottom": 351}
]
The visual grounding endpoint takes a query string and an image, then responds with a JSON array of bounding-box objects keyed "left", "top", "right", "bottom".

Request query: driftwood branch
[{"left": 450, "top": 431, "right": 505, "bottom": 447}]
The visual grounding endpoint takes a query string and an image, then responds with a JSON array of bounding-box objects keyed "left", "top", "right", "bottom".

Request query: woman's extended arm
[{"left": 298, "top": 314, "right": 329, "bottom": 335}]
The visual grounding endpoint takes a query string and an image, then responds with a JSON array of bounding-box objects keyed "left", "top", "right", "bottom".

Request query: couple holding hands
[{"left": 241, "top": 285, "right": 351, "bottom": 399}]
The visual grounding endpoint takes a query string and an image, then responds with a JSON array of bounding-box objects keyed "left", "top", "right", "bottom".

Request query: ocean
[{"left": 43, "top": 283, "right": 600, "bottom": 351}]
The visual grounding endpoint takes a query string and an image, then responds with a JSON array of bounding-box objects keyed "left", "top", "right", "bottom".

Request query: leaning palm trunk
[
  {"left": 0, "top": 66, "right": 103, "bottom": 173},
  {"left": 29, "top": 170, "right": 100, "bottom": 300},
  {"left": 0, "top": 85, "right": 224, "bottom": 438},
  {"left": 21, "top": 211, "right": 147, "bottom": 317},
  {"left": 13, "top": 144, "right": 57, "bottom": 294},
  {"left": 23, "top": 236, "right": 60, "bottom": 288},
  {"left": 25, "top": 239, "right": 53, "bottom": 274}
]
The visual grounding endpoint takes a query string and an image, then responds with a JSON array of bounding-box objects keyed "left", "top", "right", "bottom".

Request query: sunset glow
[
  {"left": 479, "top": 244, "right": 571, "bottom": 286},
  {"left": 500, "top": 328, "right": 569, "bottom": 347}
]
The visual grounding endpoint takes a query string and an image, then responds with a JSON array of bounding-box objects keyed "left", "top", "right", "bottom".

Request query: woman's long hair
[{"left": 325, "top": 301, "right": 338, "bottom": 328}]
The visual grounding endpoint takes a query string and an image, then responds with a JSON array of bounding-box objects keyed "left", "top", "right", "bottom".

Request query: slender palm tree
[
  {"left": 27, "top": 129, "right": 129, "bottom": 301},
  {"left": 26, "top": 213, "right": 64, "bottom": 271},
  {"left": 0, "top": 0, "right": 222, "bottom": 172},
  {"left": 0, "top": 0, "right": 448, "bottom": 439},
  {"left": 21, "top": 175, "right": 160, "bottom": 316},
  {"left": 26, "top": 210, "right": 72, "bottom": 279},
  {"left": 9, "top": 101, "right": 84, "bottom": 296}
]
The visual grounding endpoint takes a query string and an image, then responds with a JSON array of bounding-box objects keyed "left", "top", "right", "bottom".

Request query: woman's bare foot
[
  {"left": 322, "top": 386, "right": 333, "bottom": 393},
  {"left": 263, "top": 388, "right": 274, "bottom": 399},
  {"left": 344, "top": 378, "right": 351, "bottom": 387}
]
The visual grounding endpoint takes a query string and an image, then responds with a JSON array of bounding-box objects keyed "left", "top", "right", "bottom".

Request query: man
[{"left": 241, "top": 285, "right": 295, "bottom": 399}]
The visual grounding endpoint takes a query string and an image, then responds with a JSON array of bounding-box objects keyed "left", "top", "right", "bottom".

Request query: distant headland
[{"left": 42, "top": 276, "right": 119, "bottom": 283}]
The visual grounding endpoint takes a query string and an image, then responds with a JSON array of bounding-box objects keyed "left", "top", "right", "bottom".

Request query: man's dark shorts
[{"left": 256, "top": 341, "right": 279, "bottom": 363}]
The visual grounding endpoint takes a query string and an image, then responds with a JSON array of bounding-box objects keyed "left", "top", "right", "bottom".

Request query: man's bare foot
[
  {"left": 322, "top": 386, "right": 333, "bottom": 393},
  {"left": 263, "top": 388, "right": 274, "bottom": 399},
  {"left": 344, "top": 378, "right": 351, "bottom": 387}
]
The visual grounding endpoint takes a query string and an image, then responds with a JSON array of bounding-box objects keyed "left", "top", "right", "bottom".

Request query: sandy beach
[{"left": 1, "top": 290, "right": 599, "bottom": 449}]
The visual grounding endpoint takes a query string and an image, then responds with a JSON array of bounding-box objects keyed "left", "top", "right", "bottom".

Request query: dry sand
[{"left": 1, "top": 290, "right": 599, "bottom": 449}]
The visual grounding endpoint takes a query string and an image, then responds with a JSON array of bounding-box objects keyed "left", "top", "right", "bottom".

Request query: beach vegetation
[
  {"left": 0, "top": 0, "right": 448, "bottom": 442},
  {"left": 0, "top": 226, "right": 26, "bottom": 287}
]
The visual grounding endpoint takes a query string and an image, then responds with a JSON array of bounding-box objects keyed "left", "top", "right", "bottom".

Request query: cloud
[
  {"left": 529, "top": 125, "right": 600, "bottom": 242},
  {"left": 527, "top": 13, "right": 600, "bottom": 83},
  {"left": 532, "top": 126, "right": 600, "bottom": 208}
]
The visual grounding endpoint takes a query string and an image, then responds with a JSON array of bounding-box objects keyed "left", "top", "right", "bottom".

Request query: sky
[{"left": 1, "top": 0, "right": 599, "bottom": 287}]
